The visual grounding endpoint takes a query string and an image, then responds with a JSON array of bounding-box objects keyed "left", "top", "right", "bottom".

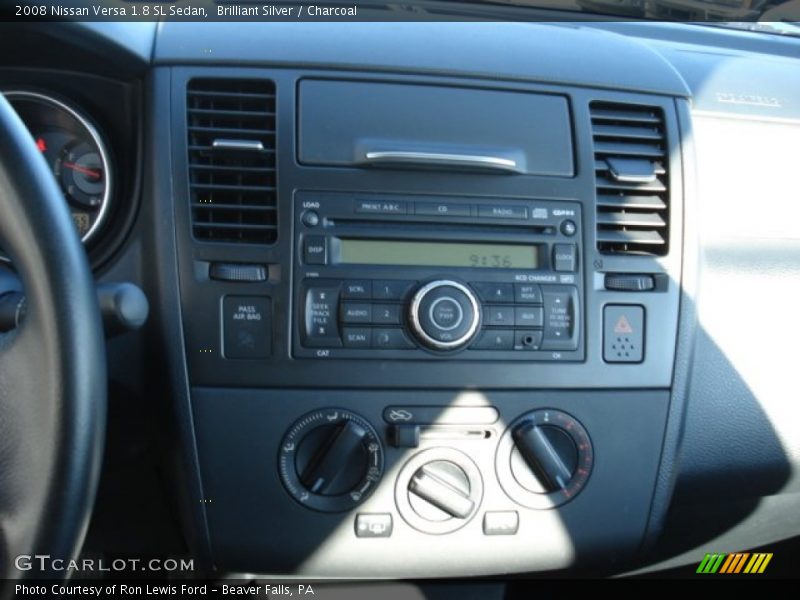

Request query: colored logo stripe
[
  {"left": 697, "top": 552, "right": 773, "bottom": 574},
  {"left": 720, "top": 553, "right": 749, "bottom": 573},
  {"left": 696, "top": 553, "right": 726, "bottom": 574},
  {"left": 744, "top": 553, "right": 773, "bottom": 574}
]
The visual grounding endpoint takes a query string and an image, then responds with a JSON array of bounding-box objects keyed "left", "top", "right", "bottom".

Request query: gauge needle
[{"left": 63, "top": 161, "right": 101, "bottom": 179}]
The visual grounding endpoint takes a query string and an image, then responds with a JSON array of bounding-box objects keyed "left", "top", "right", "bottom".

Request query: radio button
[
  {"left": 484, "top": 305, "right": 514, "bottom": 327},
  {"left": 304, "top": 284, "right": 342, "bottom": 347},
  {"left": 342, "top": 280, "right": 372, "bottom": 299},
  {"left": 553, "top": 244, "right": 578, "bottom": 273},
  {"left": 515, "top": 306, "right": 544, "bottom": 328},
  {"left": 373, "top": 280, "right": 415, "bottom": 301},
  {"left": 472, "top": 329, "right": 514, "bottom": 350},
  {"left": 341, "top": 303, "right": 372, "bottom": 324},
  {"left": 302, "top": 210, "right": 320, "bottom": 227},
  {"left": 355, "top": 200, "right": 408, "bottom": 215},
  {"left": 478, "top": 205, "right": 528, "bottom": 220},
  {"left": 471, "top": 282, "right": 514, "bottom": 304},
  {"left": 372, "top": 303, "right": 403, "bottom": 325},
  {"left": 514, "top": 330, "right": 543, "bottom": 351},
  {"left": 303, "top": 236, "right": 327, "bottom": 265},
  {"left": 415, "top": 202, "right": 471, "bottom": 217},
  {"left": 372, "top": 328, "right": 415, "bottom": 350},
  {"left": 541, "top": 286, "right": 579, "bottom": 351},
  {"left": 342, "top": 328, "right": 371, "bottom": 348},
  {"left": 514, "top": 284, "right": 543, "bottom": 304}
]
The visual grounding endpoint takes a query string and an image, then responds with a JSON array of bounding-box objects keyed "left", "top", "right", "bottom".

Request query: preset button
[
  {"left": 472, "top": 329, "right": 514, "bottom": 350},
  {"left": 484, "top": 305, "right": 514, "bottom": 326},
  {"left": 372, "top": 328, "right": 414, "bottom": 349},
  {"left": 373, "top": 280, "right": 415, "bottom": 301},
  {"left": 372, "top": 304, "right": 403, "bottom": 325},
  {"left": 471, "top": 282, "right": 514, "bottom": 304},
  {"left": 355, "top": 200, "right": 407, "bottom": 215}
]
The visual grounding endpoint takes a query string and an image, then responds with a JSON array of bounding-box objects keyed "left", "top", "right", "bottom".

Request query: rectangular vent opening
[
  {"left": 187, "top": 78, "right": 277, "bottom": 244},
  {"left": 590, "top": 101, "right": 669, "bottom": 256}
]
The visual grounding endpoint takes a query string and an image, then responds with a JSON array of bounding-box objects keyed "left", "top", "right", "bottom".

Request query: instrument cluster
[{"left": 4, "top": 91, "right": 113, "bottom": 247}]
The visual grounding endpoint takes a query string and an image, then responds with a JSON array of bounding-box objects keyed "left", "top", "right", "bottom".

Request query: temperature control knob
[
  {"left": 496, "top": 409, "right": 593, "bottom": 509},
  {"left": 279, "top": 409, "right": 383, "bottom": 512},
  {"left": 512, "top": 422, "right": 578, "bottom": 493},
  {"left": 408, "top": 280, "right": 481, "bottom": 350}
]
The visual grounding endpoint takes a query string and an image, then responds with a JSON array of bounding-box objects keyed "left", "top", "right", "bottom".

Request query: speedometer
[{"left": 3, "top": 91, "right": 112, "bottom": 243}]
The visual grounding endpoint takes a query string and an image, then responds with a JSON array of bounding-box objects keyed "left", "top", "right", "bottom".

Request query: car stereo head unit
[{"left": 293, "top": 191, "right": 584, "bottom": 361}]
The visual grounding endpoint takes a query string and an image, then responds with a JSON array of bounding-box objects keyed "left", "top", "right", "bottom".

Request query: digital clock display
[{"left": 338, "top": 239, "right": 539, "bottom": 269}]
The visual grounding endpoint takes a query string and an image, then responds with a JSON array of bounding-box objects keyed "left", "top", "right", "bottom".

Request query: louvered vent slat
[
  {"left": 593, "top": 140, "right": 664, "bottom": 158},
  {"left": 590, "top": 102, "right": 669, "bottom": 256},
  {"left": 187, "top": 78, "right": 277, "bottom": 244},
  {"left": 595, "top": 176, "right": 667, "bottom": 193},
  {"left": 596, "top": 194, "right": 667, "bottom": 210}
]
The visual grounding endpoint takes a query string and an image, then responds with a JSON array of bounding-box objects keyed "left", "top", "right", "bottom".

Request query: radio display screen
[{"left": 338, "top": 239, "right": 539, "bottom": 269}]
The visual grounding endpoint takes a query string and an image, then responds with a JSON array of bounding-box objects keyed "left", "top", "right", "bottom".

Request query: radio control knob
[{"left": 408, "top": 280, "right": 481, "bottom": 351}]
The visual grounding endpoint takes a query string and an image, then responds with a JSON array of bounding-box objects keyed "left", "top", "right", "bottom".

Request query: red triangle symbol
[{"left": 614, "top": 315, "right": 634, "bottom": 334}]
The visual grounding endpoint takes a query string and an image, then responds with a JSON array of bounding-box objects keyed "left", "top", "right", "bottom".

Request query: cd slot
[{"left": 327, "top": 218, "right": 556, "bottom": 236}]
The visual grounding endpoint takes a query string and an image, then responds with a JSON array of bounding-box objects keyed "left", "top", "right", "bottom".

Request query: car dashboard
[{"left": 2, "top": 11, "right": 800, "bottom": 580}]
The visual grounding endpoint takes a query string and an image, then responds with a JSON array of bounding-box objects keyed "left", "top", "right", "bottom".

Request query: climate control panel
[
  {"left": 276, "top": 405, "right": 594, "bottom": 525},
  {"left": 194, "top": 388, "right": 668, "bottom": 576}
]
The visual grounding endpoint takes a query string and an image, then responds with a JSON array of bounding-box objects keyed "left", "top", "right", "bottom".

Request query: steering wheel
[{"left": 0, "top": 95, "right": 106, "bottom": 581}]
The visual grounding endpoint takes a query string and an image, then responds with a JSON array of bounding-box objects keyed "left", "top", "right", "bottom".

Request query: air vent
[
  {"left": 187, "top": 78, "right": 277, "bottom": 244},
  {"left": 590, "top": 102, "right": 669, "bottom": 256}
]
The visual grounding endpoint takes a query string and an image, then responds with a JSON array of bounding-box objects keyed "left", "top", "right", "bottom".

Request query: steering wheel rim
[{"left": 0, "top": 95, "right": 106, "bottom": 581}]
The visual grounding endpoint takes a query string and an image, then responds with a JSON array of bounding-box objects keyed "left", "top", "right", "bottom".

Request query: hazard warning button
[{"left": 603, "top": 305, "right": 644, "bottom": 363}]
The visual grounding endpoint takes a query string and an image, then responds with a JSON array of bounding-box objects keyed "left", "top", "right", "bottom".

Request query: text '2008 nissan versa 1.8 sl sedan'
[{"left": 0, "top": 0, "right": 799, "bottom": 597}]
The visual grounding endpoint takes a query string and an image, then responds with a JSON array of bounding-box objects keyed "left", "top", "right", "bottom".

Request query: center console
[{"left": 166, "top": 59, "right": 685, "bottom": 577}]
